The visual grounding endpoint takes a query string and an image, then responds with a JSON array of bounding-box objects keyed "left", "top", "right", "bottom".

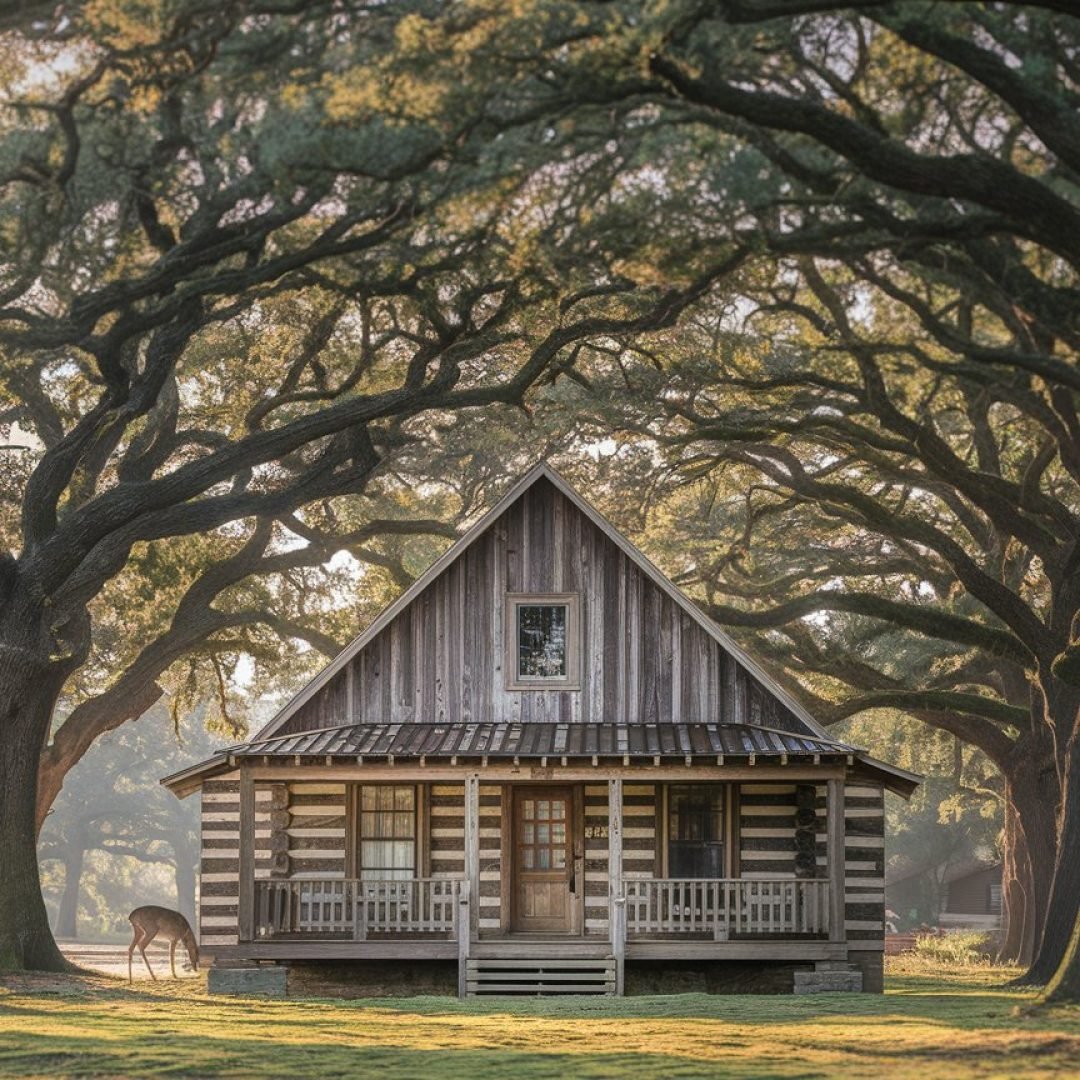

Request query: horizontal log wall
[
  {"left": 584, "top": 784, "right": 610, "bottom": 935},
  {"left": 198, "top": 773, "right": 273, "bottom": 948},
  {"left": 623, "top": 784, "right": 657, "bottom": 879},
  {"left": 841, "top": 782, "right": 885, "bottom": 943},
  {"left": 738, "top": 784, "right": 796, "bottom": 878},
  {"left": 287, "top": 782, "right": 347, "bottom": 879},
  {"left": 478, "top": 785, "right": 502, "bottom": 932},
  {"left": 278, "top": 478, "right": 807, "bottom": 734},
  {"left": 429, "top": 784, "right": 465, "bottom": 879},
  {"left": 740, "top": 781, "right": 884, "bottom": 942}
]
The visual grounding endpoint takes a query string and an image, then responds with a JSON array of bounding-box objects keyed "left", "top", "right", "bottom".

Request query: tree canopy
[
  {"left": 0, "top": 0, "right": 730, "bottom": 969},
  {"left": 2, "top": 0, "right": 1079, "bottom": 997}
]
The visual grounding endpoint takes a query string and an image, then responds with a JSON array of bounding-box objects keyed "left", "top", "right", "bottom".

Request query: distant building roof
[{"left": 886, "top": 856, "right": 1001, "bottom": 889}]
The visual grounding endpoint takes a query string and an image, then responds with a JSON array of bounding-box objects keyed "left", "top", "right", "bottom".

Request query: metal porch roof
[{"left": 224, "top": 722, "right": 854, "bottom": 760}]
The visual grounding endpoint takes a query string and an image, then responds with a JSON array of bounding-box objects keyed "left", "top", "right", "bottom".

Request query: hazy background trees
[
  {"left": 4, "top": 0, "right": 1078, "bottom": 995},
  {"left": 38, "top": 708, "right": 211, "bottom": 938}
]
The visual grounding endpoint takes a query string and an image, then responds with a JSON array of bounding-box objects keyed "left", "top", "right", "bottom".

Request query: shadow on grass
[
  {"left": 0, "top": 1038, "right": 797, "bottom": 1080},
  {"left": 0, "top": 1018, "right": 1075, "bottom": 1080},
  {"left": 2, "top": 973, "right": 1080, "bottom": 1080},
  {"left": 4, "top": 977, "right": 1076, "bottom": 1032}
]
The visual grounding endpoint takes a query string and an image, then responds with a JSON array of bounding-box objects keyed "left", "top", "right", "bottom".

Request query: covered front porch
[{"left": 222, "top": 767, "right": 853, "bottom": 995}]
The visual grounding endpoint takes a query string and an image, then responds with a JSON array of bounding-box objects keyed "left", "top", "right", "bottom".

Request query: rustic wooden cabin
[{"left": 163, "top": 464, "right": 918, "bottom": 996}]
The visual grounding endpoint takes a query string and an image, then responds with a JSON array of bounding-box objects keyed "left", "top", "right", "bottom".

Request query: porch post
[
  {"left": 457, "top": 879, "right": 471, "bottom": 999},
  {"left": 238, "top": 764, "right": 255, "bottom": 943},
  {"left": 827, "top": 777, "right": 846, "bottom": 944},
  {"left": 464, "top": 773, "right": 480, "bottom": 937},
  {"left": 608, "top": 778, "right": 624, "bottom": 994}
]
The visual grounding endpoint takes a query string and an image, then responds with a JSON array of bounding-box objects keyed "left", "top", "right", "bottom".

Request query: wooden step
[
  {"left": 471, "top": 939, "right": 611, "bottom": 959},
  {"left": 465, "top": 957, "right": 617, "bottom": 996}
]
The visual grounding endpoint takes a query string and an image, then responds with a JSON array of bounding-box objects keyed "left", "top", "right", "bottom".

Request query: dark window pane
[
  {"left": 669, "top": 841, "right": 724, "bottom": 878},
  {"left": 668, "top": 784, "right": 724, "bottom": 879},
  {"left": 518, "top": 604, "right": 568, "bottom": 678}
]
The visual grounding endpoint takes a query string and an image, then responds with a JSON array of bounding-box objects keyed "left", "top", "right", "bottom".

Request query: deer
[{"left": 128, "top": 906, "right": 199, "bottom": 982}]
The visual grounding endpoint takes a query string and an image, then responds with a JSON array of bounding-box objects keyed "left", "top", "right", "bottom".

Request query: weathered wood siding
[
  {"left": 287, "top": 782, "right": 347, "bottom": 879},
  {"left": 623, "top": 784, "right": 658, "bottom": 879},
  {"left": 429, "top": 784, "right": 465, "bottom": 878},
  {"left": 737, "top": 783, "right": 824, "bottom": 879},
  {"left": 198, "top": 773, "right": 274, "bottom": 948},
  {"left": 841, "top": 782, "right": 885, "bottom": 944},
  {"left": 478, "top": 785, "right": 503, "bottom": 931},
  {"left": 584, "top": 784, "right": 610, "bottom": 935},
  {"left": 278, "top": 478, "right": 805, "bottom": 733}
]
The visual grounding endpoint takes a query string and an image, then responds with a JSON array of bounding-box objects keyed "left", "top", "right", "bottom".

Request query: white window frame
[{"left": 504, "top": 592, "right": 581, "bottom": 691}]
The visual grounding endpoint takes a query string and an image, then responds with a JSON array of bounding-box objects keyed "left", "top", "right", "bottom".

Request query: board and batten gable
[{"left": 273, "top": 475, "right": 808, "bottom": 735}]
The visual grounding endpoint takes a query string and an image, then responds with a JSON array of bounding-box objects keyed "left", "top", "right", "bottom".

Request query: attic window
[{"left": 505, "top": 593, "right": 580, "bottom": 690}]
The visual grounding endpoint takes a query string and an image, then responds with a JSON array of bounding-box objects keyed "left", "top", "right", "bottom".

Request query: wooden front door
[{"left": 513, "top": 787, "right": 574, "bottom": 933}]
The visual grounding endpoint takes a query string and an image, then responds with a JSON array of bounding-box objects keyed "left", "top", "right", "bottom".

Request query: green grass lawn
[{"left": 1, "top": 963, "right": 1077, "bottom": 1079}]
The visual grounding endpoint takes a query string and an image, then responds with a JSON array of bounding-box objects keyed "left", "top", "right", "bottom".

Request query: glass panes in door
[{"left": 518, "top": 795, "right": 568, "bottom": 871}]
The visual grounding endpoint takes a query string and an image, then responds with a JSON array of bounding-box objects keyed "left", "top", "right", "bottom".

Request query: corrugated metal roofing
[{"left": 225, "top": 722, "right": 853, "bottom": 760}]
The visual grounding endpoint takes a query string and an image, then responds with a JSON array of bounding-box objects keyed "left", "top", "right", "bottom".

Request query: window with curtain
[
  {"left": 359, "top": 785, "right": 416, "bottom": 880},
  {"left": 668, "top": 784, "right": 725, "bottom": 878}
]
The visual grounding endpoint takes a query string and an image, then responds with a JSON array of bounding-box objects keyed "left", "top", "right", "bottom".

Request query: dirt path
[{"left": 59, "top": 939, "right": 200, "bottom": 981}]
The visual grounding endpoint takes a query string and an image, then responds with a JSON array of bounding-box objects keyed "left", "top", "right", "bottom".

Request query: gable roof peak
[{"left": 250, "top": 459, "right": 834, "bottom": 743}]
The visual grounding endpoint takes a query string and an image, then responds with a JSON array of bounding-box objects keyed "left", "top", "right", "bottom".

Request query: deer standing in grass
[{"left": 128, "top": 906, "right": 199, "bottom": 981}]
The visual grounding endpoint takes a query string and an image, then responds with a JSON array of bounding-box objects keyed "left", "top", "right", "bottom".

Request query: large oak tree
[
  {"left": 417, "top": 0, "right": 1078, "bottom": 984},
  {"left": 0, "top": 1, "right": 732, "bottom": 969}
]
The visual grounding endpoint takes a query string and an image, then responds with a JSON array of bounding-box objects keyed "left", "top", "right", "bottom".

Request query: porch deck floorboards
[{"left": 208, "top": 936, "right": 845, "bottom": 964}]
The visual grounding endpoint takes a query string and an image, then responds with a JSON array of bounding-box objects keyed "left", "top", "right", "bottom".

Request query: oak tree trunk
[
  {"left": 1039, "top": 906, "right": 1080, "bottom": 1005},
  {"left": 999, "top": 796, "right": 1035, "bottom": 966},
  {"left": 0, "top": 587, "right": 76, "bottom": 972},
  {"left": 55, "top": 839, "right": 86, "bottom": 941},
  {"left": 1026, "top": 727, "right": 1080, "bottom": 985},
  {"left": 1008, "top": 754, "right": 1060, "bottom": 968},
  {"left": 171, "top": 833, "right": 198, "bottom": 928},
  {"left": 0, "top": 676, "right": 70, "bottom": 971}
]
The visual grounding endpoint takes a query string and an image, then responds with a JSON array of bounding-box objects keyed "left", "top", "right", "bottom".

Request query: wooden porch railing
[
  {"left": 254, "top": 878, "right": 467, "bottom": 940},
  {"left": 623, "top": 878, "right": 829, "bottom": 939}
]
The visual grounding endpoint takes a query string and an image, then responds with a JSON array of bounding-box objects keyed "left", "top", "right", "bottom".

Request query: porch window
[
  {"left": 505, "top": 593, "right": 580, "bottom": 689},
  {"left": 668, "top": 784, "right": 725, "bottom": 878},
  {"left": 359, "top": 785, "right": 415, "bottom": 880}
]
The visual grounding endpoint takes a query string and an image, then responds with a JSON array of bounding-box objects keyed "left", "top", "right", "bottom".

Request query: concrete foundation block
[
  {"left": 793, "top": 969, "right": 863, "bottom": 994},
  {"left": 208, "top": 965, "right": 288, "bottom": 997}
]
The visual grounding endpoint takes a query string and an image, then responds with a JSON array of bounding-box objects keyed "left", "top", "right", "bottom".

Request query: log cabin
[{"left": 163, "top": 464, "right": 918, "bottom": 996}]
